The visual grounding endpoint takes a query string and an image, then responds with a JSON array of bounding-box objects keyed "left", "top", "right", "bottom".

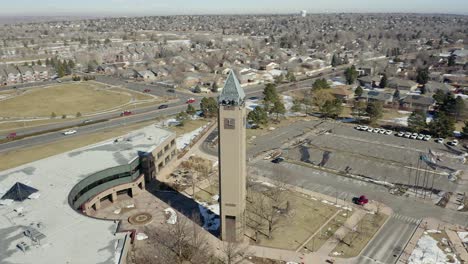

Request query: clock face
[{"left": 224, "top": 118, "right": 236, "bottom": 129}]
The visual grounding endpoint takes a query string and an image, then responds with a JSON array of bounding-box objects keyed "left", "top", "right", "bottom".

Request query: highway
[{"left": 0, "top": 68, "right": 344, "bottom": 153}]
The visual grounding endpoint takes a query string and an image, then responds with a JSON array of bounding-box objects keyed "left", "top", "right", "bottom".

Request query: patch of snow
[
  {"left": 176, "top": 125, "right": 206, "bottom": 150},
  {"left": 408, "top": 234, "right": 460, "bottom": 264},
  {"left": 211, "top": 194, "right": 219, "bottom": 201},
  {"left": 113, "top": 208, "right": 121, "bottom": 214},
  {"left": 28, "top": 192, "right": 40, "bottom": 199},
  {"left": 398, "top": 110, "right": 412, "bottom": 114},
  {"left": 196, "top": 201, "right": 220, "bottom": 231},
  {"left": 246, "top": 100, "right": 263, "bottom": 111},
  {"left": 282, "top": 95, "right": 293, "bottom": 111},
  {"left": 427, "top": 230, "right": 442, "bottom": 234},
  {"left": 164, "top": 208, "right": 177, "bottom": 225},
  {"left": 0, "top": 199, "right": 13, "bottom": 206},
  {"left": 385, "top": 116, "right": 409, "bottom": 126},
  {"left": 136, "top": 233, "right": 148, "bottom": 241},
  {"left": 125, "top": 204, "right": 134, "bottom": 208},
  {"left": 458, "top": 232, "right": 468, "bottom": 243}
]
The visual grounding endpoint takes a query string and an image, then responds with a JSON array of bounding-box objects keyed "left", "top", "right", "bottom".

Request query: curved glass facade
[{"left": 68, "top": 158, "right": 141, "bottom": 210}]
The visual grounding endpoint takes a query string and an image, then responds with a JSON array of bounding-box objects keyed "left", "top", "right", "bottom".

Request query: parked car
[
  {"left": 423, "top": 135, "right": 431, "bottom": 141},
  {"left": 352, "top": 195, "right": 369, "bottom": 205},
  {"left": 6, "top": 132, "right": 17, "bottom": 139},
  {"left": 158, "top": 104, "right": 169, "bottom": 109},
  {"left": 120, "top": 110, "right": 133, "bottom": 116},
  {"left": 63, "top": 130, "right": 77, "bottom": 135},
  {"left": 411, "top": 133, "right": 418, "bottom": 139},
  {"left": 385, "top": 130, "right": 393, "bottom": 135},
  {"left": 82, "top": 119, "right": 93, "bottom": 124},
  {"left": 271, "top": 157, "right": 285, "bottom": 164},
  {"left": 167, "top": 89, "right": 175, "bottom": 93},
  {"left": 397, "top": 131, "right": 405, "bottom": 137},
  {"left": 449, "top": 139, "right": 459, "bottom": 146},
  {"left": 360, "top": 126, "right": 368, "bottom": 131},
  {"left": 436, "top": 138, "right": 444, "bottom": 144},
  {"left": 355, "top": 125, "right": 362, "bottom": 130},
  {"left": 143, "top": 89, "right": 151, "bottom": 93},
  {"left": 379, "top": 129, "right": 386, "bottom": 134},
  {"left": 404, "top": 132, "right": 412, "bottom": 138},
  {"left": 417, "top": 134, "right": 425, "bottom": 140},
  {"left": 367, "top": 127, "right": 374, "bottom": 132},
  {"left": 186, "top": 98, "right": 196, "bottom": 104}
]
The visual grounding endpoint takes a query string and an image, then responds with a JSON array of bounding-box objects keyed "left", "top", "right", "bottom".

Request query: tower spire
[{"left": 219, "top": 70, "right": 245, "bottom": 106}]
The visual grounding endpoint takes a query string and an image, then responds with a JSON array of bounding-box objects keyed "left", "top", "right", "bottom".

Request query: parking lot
[{"left": 255, "top": 120, "right": 467, "bottom": 193}]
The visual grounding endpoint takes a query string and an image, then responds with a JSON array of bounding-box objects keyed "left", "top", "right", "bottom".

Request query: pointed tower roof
[
  {"left": 219, "top": 70, "right": 245, "bottom": 106},
  {"left": 1, "top": 182, "right": 38, "bottom": 202}
]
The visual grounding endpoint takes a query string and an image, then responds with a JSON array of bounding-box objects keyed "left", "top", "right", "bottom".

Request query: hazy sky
[{"left": 1, "top": 0, "right": 467, "bottom": 16}]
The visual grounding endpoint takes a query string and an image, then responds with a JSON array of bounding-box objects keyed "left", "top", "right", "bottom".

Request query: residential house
[
  {"left": 452, "top": 49, "right": 468, "bottom": 65},
  {"left": 4, "top": 66, "right": 21, "bottom": 84},
  {"left": 238, "top": 68, "right": 257, "bottom": 84},
  {"left": 359, "top": 90, "right": 393, "bottom": 105},
  {"left": 357, "top": 75, "right": 381, "bottom": 89},
  {"left": 17, "top": 66, "right": 34, "bottom": 83},
  {"left": 400, "top": 95, "right": 435, "bottom": 112},
  {"left": 32, "top": 65, "right": 49, "bottom": 81},
  {"left": 357, "top": 66, "right": 374, "bottom": 76},
  {"left": 330, "top": 85, "right": 354, "bottom": 102},
  {"left": 388, "top": 78, "right": 418, "bottom": 91},
  {"left": 135, "top": 70, "right": 156, "bottom": 81},
  {"left": 425, "top": 81, "right": 455, "bottom": 94}
]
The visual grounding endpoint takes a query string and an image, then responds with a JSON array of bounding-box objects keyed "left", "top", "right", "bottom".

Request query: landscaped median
[{"left": 330, "top": 212, "right": 388, "bottom": 258}]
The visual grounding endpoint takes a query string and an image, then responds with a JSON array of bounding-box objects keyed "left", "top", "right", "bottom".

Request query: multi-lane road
[{"left": 0, "top": 68, "right": 344, "bottom": 153}]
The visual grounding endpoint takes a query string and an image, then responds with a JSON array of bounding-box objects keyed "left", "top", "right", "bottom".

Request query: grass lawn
[
  {"left": 0, "top": 82, "right": 154, "bottom": 118},
  {"left": 382, "top": 108, "right": 409, "bottom": 120},
  {"left": 246, "top": 117, "right": 305, "bottom": 143},
  {"left": 169, "top": 119, "right": 210, "bottom": 136},
  {"left": 304, "top": 210, "right": 350, "bottom": 252},
  {"left": 194, "top": 185, "right": 218, "bottom": 204},
  {"left": 331, "top": 213, "right": 388, "bottom": 258},
  {"left": 250, "top": 191, "right": 339, "bottom": 250},
  {"left": 0, "top": 120, "right": 158, "bottom": 171}
]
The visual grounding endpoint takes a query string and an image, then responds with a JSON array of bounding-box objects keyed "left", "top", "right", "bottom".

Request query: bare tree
[{"left": 219, "top": 242, "right": 249, "bottom": 264}]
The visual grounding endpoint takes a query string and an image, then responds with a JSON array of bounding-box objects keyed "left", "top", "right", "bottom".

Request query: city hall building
[{"left": 0, "top": 124, "right": 176, "bottom": 264}]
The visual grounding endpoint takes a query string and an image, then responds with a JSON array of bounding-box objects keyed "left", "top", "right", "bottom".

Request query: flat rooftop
[{"left": 0, "top": 124, "right": 174, "bottom": 264}]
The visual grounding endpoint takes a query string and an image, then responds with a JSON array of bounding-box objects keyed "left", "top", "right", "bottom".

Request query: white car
[
  {"left": 423, "top": 135, "right": 431, "bottom": 141},
  {"left": 367, "top": 127, "right": 374, "bottom": 132},
  {"left": 449, "top": 139, "right": 459, "bottom": 146},
  {"left": 385, "top": 130, "right": 393, "bottom": 135},
  {"left": 411, "top": 133, "right": 418, "bottom": 139},
  {"left": 436, "top": 138, "right": 444, "bottom": 144},
  {"left": 397, "top": 131, "right": 405, "bottom": 137},
  {"left": 379, "top": 129, "right": 386, "bottom": 134},
  {"left": 417, "top": 134, "right": 425, "bottom": 140},
  {"left": 373, "top": 128, "right": 381, "bottom": 133},
  {"left": 361, "top": 126, "right": 369, "bottom": 131},
  {"left": 63, "top": 130, "right": 77, "bottom": 135}
]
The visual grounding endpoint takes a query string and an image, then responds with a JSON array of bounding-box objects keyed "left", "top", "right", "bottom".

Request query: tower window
[{"left": 224, "top": 118, "right": 235, "bottom": 129}]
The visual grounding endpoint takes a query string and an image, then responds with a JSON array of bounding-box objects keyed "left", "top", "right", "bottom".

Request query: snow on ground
[
  {"left": 196, "top": 200, "right": 220, "bottom": 231},
  {"left": 245, "top": 99, "right": 263, "bottom": 111},
  {"left": 282, "top": 95, "right": 293, "bottom": 111},
  {"left": 458, "top": 232, "right": 468, "bottom": 243},
  {"left": 176, "top": 124, "right": 208, "bottom": 150},
  {"left": 386, "top": 116, "right": 409, "bottom": 126},
  {"left": 164, "top": 208, "right": 177, "bottom": 224},
  {"left": 408, "top": 234, "right": 460, "bottom": 264}
]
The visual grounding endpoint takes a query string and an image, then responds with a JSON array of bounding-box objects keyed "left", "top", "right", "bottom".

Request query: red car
[
  {"left": 186, "top": 98, "right": 196, "bottom": 104},
  {"left": 143, "top": 89, "right": 151, "bottom": 93},
  {"left": 352, "top": 195, "right": 369, "bottom": 205},
  {"left": 6, "top": 132, "right": 17, "bottom": 139},
  {"left": 120, "top": 110, "right": 133, "bottom": 116}
]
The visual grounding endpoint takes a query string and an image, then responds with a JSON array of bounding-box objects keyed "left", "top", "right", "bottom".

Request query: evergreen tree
[
  {"left": 379, "top": 74, "right": 388, "bottom": 88},
  {"left": 263, "top": 83, "right": 279, "bottom": 111},
  {"left": 448, "top": 55, "right": 456, "bottom": 67},
  {"left": 291, "top": 99, "right": 302, "bottom": 112},
  {"left": 429, "top": 112, "right": 455, "bottom": 138},
  {"left": 200, "top": 97, "right": 218, "bottom": 118},
  {"left": 408, "top": 110, "right": 427, "bottom": 132},
  {"left": 37, "top": 60, "right": 42, "bottom": 66},
  {"left": 331, "top": 54, "right": 339, "bottom": 67},
  {"left": 462, "top": 121, "right": 468, "bottom": 139},
  {"left": 352, "top": 100, "right": 367, "bottom": 122},
  {"left": 286, "top": 71, "right": 296, "bottom": 82},
  {"left": 354, "top": 86, "right": 363, "bottom": 98},
  {"left": 433, "top": 90, "right": 446, "bottom": 104},
  {"left": 211, "top": 82, "right": 218, "bottom": 93},
  {"left": 416, "top": 67, "right": 429, "bottom": 85},
  {"left": 186, "top": 104, "right": 196, "bottom": 115},
  {"left": 344, "top": 65, "right": 358, "bottom": 85},
  {"left": 271, "top": 100, "right": 286, "bottom": 120},
  {"left": 247, "top": 106, "right": 268, "bottom": 125},
  {"left": 312, "top": 78, "right": 330, "bottom": 90},
  {"left": 366, "top": 101, "right": 383, "bottom": 124},
  {"left": 322, "top": 99, "right": 343, "bottom": 118},
  {"left": 392, "top": 90, "right": 400, "bottom": 102}
]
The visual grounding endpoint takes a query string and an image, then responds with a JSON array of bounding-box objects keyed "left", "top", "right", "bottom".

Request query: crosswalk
[{"left": 392, "top": 213, "right": 420, "bottom": 225}]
